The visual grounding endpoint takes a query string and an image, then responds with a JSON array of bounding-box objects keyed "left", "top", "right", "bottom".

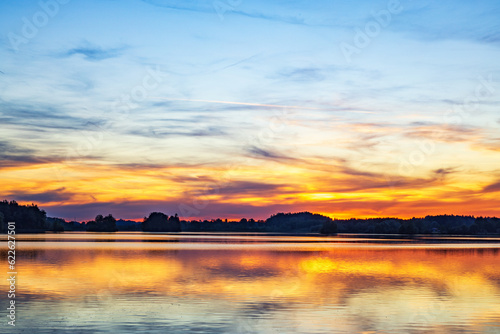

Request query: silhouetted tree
[
  {"left": 399, "top": 221, "right": 418, "bottom": 234},
  {"left": 0, "top": 200, "right": 46, "bottom": 232},
  {"left": 267, "top": 212, "right": 333, "bottom": 233},
  {"left": 86, "top": 214, "right": 117, "bottom": 232},
  {"left": 142, "top": 212, "right": 181, "bottom": 232},
  {"left": 46, "top": 217, "right": 65, "bottom": 232},
  {"left": 320, "top": 220, "right": 338, "bottom": 234}
]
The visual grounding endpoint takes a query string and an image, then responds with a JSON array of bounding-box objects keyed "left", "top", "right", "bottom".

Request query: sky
[{"left": 1, "top": 0, "right": 500, "bottom": 221}]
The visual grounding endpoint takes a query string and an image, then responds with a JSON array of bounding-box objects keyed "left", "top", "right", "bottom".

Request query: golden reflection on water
[{"left": 1, "top": 233, "right": 500, "bottom": 333}]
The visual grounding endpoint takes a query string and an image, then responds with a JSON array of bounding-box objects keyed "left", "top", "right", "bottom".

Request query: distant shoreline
[{"left": 2, "top": 200, "right": 500, "bottom": 236}]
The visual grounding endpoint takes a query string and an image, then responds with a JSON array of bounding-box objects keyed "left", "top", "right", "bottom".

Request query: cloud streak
[
  {"left": 63, "top": 44, "right": 127, "bottom": 61},
  {"left": 149, "top": 97, "right": 340, "bottom": 111},
  {"left": 10, "top": 188, "right": 74, "bottom": 203},
  {"left": 483, "top": 180, "right": 500, "bottom": 193}
]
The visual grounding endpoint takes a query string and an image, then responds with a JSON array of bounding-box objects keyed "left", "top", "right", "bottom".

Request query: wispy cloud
[
  {"left": 63, "top": 44, "right": 127, "bottom": 61},
  {"left": 210, "top": 181, "right": 285, "bottom": 196},
  {"left": 276, "top": 67, "right": 325, "bottom": 82},
  {"left": 139, "top": 0, "right": 322, "bottom": 26},
  {"left": 433, "top": 167, "right": 457, "bottom": 178},
  {"left": 149, "top": 97, "right": 330, "bottom": 111},
  {"left": 0, "top": 140, "right": 61, "bottom": 168},
  {"left": 11, "top": 188, "right": 74, "bottom": 203},
  {"left": 483, "top": 180, "right": 500, "bottom": 193},
  {"left": 404, "top": 123, "right": 481, "bottom": 143},
  {"left": 246, "top": 146, "right": 299, "bottom": 162},
  {"left": 130, "top": 125, "right": 228, "bottom": 138},
  {"left": 0, "top": 101, "right": 97, "bottom": 131},
  {"left": 391, "top": 1, "right": 500, "bottom": 45},
  {"left": 474, "top": 138, "right": 500, "bottom": 152},
  {"left": 139, "top": 0, "right": 208, "bottom": 13}
]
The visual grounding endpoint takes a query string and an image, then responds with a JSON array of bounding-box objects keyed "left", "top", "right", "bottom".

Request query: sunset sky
[{"left": 1, "top": 0, "right": 500, "bottom": 221}]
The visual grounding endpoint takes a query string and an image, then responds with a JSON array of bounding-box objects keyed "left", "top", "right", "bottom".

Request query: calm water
[{"left": 2, "top": 233, "right": 500, "bottom": 333}]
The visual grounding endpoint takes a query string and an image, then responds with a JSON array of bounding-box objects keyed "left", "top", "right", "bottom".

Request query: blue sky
[{"left": 1, "top": 0, "right": 500, "bottom": 220}]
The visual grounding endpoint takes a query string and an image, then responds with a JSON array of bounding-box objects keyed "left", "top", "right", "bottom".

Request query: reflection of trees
[
  {"left": 11, "top": 242, "right": 500, "bottom": 333},
  {"left": 0, "top": 249, "right": 43, "bottom": 261},
  {"left": 426, "top": 248, "right": 499, "bottom": 256}
]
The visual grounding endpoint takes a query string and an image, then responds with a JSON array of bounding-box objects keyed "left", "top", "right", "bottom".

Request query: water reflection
[{"left": 1, "top": 233, "right": 500, "bottom": 333}]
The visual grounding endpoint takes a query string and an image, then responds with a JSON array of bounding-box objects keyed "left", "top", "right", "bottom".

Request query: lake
[{"left": 1, "top": 233, "right": 500, "bottom": 333}]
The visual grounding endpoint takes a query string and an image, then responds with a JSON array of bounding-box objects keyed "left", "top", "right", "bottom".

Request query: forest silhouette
[{"left": 1, "top": 200, "right": 500, "bottom": 235}]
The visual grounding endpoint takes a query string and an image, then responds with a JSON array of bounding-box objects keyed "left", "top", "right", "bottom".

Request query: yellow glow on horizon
[{"left": 1, "top": 149, "right": 500, "bottom": 220}]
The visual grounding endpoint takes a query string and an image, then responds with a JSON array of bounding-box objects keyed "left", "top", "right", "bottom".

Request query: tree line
[
  {"left": 0, "top": 200, "right": 46, "bottom": 233},
  {"left": 0, "top": 201, "right": 181, "bottom": 233},
  {"left": 1, "top": 200, "right": 500, "bottom": 235},
  {"left": 331, "top": 215, "right": 500, "bottom": 235}
]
